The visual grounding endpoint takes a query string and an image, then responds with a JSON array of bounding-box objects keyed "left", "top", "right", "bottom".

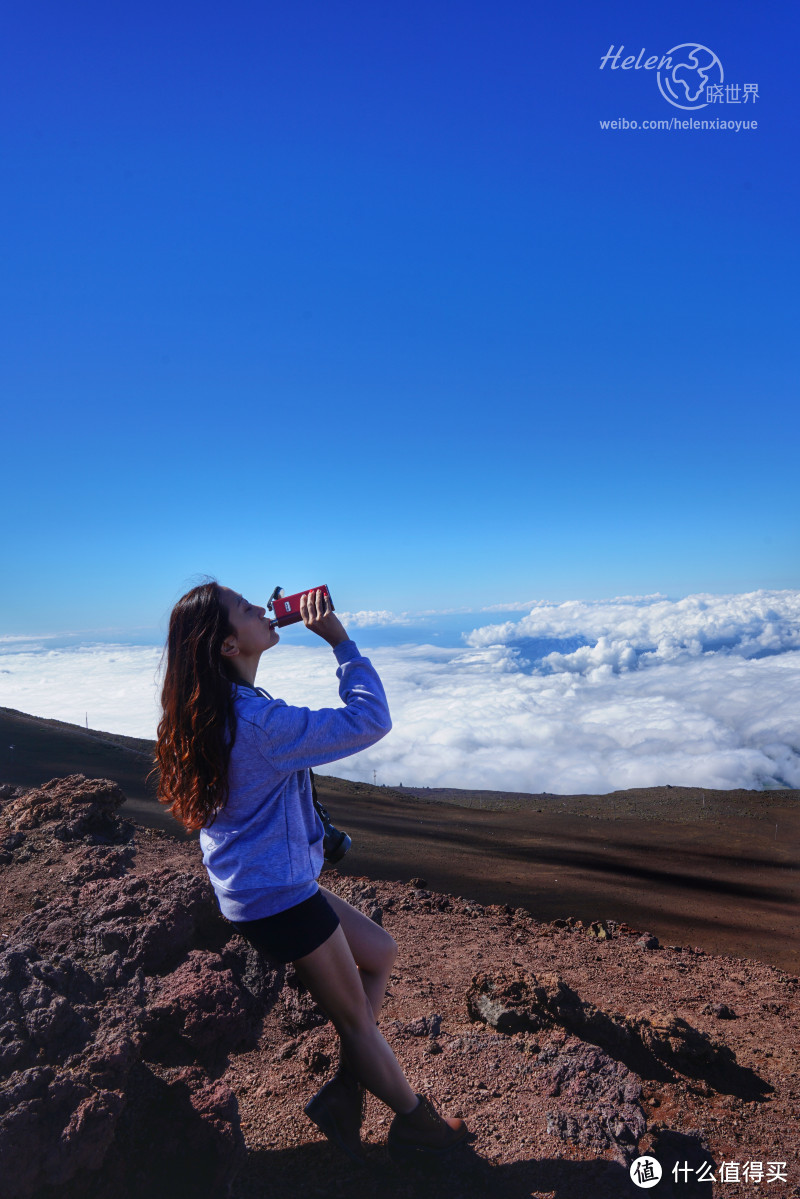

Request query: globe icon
[{"left": 657, "top": 43, "right": 724, "bottom": 110}]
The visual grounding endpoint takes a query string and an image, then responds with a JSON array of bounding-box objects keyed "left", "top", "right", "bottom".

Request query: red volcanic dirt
[{"left": 0, "top": 772, "right": 799, "bottom": 1199}]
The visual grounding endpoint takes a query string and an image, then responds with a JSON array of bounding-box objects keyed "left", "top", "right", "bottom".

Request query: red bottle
[{"left": 267, "top": 586, "right": 334, "bottom": 628}]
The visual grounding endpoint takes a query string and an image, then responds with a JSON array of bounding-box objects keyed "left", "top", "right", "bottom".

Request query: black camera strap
[{"left": 308, "top": 769, "right": 332, "bottom": 824}]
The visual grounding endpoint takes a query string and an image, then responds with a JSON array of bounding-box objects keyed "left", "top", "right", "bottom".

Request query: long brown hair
[{"left": 154, "top": 581, "right": 239, "bottom": 831}]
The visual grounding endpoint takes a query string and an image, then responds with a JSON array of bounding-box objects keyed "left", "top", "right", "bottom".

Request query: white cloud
[
  {"left": 321, "top": 641, "right": 800, "bottom": 794},
  {"left": 335, "top": 602, "right": 543, "bottom": 626},
  {"left": 465, "top": 590, "right": 800, "bottom": 664},
  {"left": 336, "top": 610, "right": 414, "bottom": 627},
  {"left": 0, "top": 644, "right": 164, "bottom": 739},
  {"left": 1, "top": 590, "right": 798, "bottom": 796},
  {"left": 0, "top": 633, "right": 62, "bottom": 653},
  {"left": 478, "top": 599, "right": 544, "bottom": 613},
  {"left": 0, "top": 634, "right": 55, "bottom": 644}
]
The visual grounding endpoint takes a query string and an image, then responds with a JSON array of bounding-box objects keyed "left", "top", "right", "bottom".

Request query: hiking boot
[
  {"left": 387, "top": 1093, "right": 470, "bottom": 1164},
  {"left": 304, "top": 1065, "right": 366, "bottom": 1164}
]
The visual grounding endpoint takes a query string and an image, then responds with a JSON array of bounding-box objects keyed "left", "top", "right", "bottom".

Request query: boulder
[
  {"left": 2, "top": 775, "right": 132, "bottom": 845},
  {"left": 467, "top": 968, "right": 737, "bottom": 1086},
  {"left": 540, "top": 1040, "right": 646, "bottom": 1164}
]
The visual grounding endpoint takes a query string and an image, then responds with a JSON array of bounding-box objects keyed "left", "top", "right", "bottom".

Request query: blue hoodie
[{"left": 199, "top": 640, "right": 391, "bottom": 921}]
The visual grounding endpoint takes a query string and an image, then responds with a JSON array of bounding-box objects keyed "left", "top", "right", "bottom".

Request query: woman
[{"left": 155, "top": 580, "right": 469, "bottom": 1165}]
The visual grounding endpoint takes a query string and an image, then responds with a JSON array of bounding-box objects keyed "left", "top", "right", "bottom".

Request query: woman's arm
[
  {"left": 245, "top": 591, "right": 391, "bottom": 771},
  {"left": 246, "top": 642, "right": 392, "bottom": 771}
]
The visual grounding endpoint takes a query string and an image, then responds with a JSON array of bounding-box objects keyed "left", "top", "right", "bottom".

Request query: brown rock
[
  {"left": 2, "top": 775, "right": 132, "bottom": 845},
  {"left": 466, "top": 969, "right": 739, "bottom": 1088},
  {"left": 140, "top": 950, "right": 255, "bottom": 1064},
  {"left": 634, "top": 1010, "right": 736, "bottom": 1074},
  {"left": 466, "top": 968, "right": 584, "bottom": 1035},
  {"left": 540, "top": 1040, "right": 646, "bottom": 1163},
  {"left": 0, "top": 777, "right": 277, "bottom": 1199}
]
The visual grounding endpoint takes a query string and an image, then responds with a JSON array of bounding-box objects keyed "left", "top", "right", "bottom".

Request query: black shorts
[{"left": 229, "top": 887, "right": 340, "bottom": 964}]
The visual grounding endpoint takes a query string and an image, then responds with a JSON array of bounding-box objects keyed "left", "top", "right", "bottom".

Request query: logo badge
[
  {"left": 657, "top": 44, "right": 724, "bottom": 110},
  {"left": 630, "top": 1155, "right": 663, "bottom": 1188}
]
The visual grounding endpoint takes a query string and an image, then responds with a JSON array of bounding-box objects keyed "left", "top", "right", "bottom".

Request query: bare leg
[
  {"left": 318, "top": 884, "right": 398, "bottom": 1019},
  {"left": 292, "top": 923, "right": 418, "bottom": 1115}
]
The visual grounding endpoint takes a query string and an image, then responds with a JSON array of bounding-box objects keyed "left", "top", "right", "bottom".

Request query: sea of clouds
[{"left": 1, "top": 590, "right": 798, "bottom": 795}]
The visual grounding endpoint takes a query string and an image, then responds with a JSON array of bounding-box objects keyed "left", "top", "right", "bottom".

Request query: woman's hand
[{"left": 300, "top": 589, "right": 349, "bottom": 648}]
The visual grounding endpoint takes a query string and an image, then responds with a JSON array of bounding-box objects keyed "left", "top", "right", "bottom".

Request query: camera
[
  {"left": 266, "top": 585, "right": 334, "bottom": 628},
  {"left": 308, "top": 772, "right": 351, "bottom": 864},
  {"left": 320, "top": 807, "right": 352, "bottom": 864}
]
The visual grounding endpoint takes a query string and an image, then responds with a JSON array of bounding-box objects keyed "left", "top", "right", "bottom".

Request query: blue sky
[{"left": 1, "top": 0, "right": 797, "bottom": 637}]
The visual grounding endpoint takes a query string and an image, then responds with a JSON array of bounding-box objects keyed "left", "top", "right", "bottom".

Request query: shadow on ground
[{"left": 232, "top": 1133, "right": 715, "bottom": 1199}]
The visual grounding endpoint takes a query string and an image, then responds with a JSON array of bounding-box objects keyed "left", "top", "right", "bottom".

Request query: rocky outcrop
[
  {"left": 1, "top": 774, "right": 133, "bottom": 845},
  {"left": 0, "top": 778, "right": 287, "bottom": 1199},
  {"left": 466, "top": 967, "right": 741, "bottom": 1088},
  {"left": 539, "top": 1040, "right": 646, "bottom": 1163},
  {"left": 467, "top": 968, "right": 581, "bottom": 1036}
]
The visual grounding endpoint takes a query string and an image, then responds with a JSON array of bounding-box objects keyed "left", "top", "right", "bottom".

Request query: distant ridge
[
  {"left": 1, "top": 705, "right": 155, "bottom": 755},
  {"left": 0, "top": 706, "right": 190, "bottom": 837}
]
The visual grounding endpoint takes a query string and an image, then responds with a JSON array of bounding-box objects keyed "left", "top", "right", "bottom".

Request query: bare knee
[
  {"left": 355, "top": 929, "right": 398, "bottom": 979},
  {"left": 383, "top": 933, "right": 399, "bottom": 969}
]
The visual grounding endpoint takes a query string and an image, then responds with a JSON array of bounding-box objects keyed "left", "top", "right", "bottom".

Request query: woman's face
[{"left": 218, "top": 586, "right": 280, "bottom": 661}]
